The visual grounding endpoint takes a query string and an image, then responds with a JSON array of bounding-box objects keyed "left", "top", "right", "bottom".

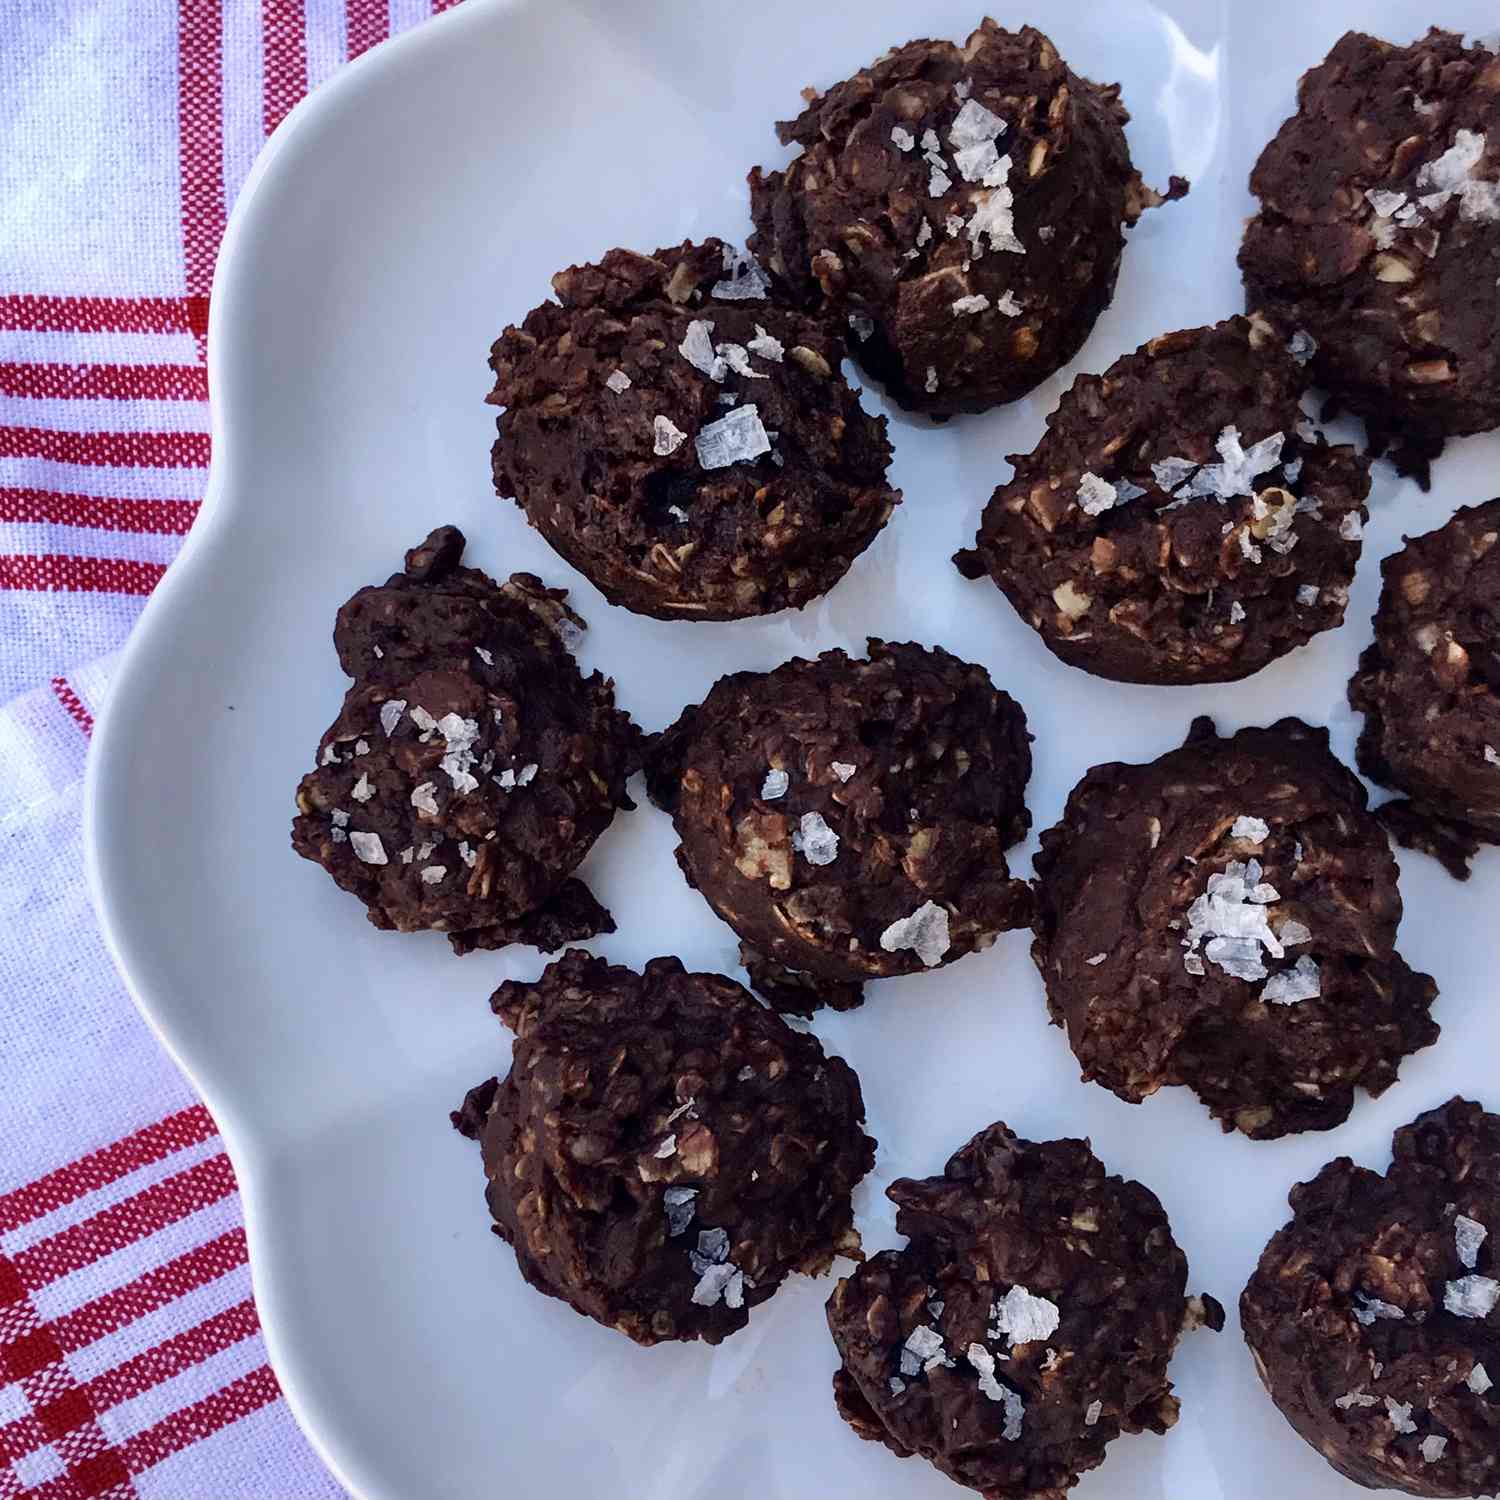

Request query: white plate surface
[{"left": 86, "top": 2, "right": 1500, "bottom": 1496}]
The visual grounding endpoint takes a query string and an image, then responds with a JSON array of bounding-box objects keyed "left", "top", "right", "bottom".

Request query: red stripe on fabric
[
  {"left": 0, "top": 1108, "right": 215, "bottom": 1235},
  {"left": 118, "top": 1364, "right": 280, "bottom": 1475},
  {"left": 0, "top": 298, "right": 194, "bottom": 336},
  {"left": 50, "top": 679, "right": 94, "bottom": 738},
  {"left": 13, "top": 1156, "right": 236, "bottom": 1291},
  {"left": 0, "top": 365, "right": 208, "bottom": 402},
  {"left": 178, "top": 0, "right": 226, "bottom": 299},
  {"left": 0, "top": 429, "right": 210, "bottom": 469},
  {"left": 431, "top": 0, "right": 464, "bottom": 12},
  {"left": 0, "top": 557, "right": 166, "bottom": 596},
  {"left": 82, "top": 1300, "right": 260, "bottom": 1413},
  {"left": 345, "top": 0, "right": 388, "bottom": 59},
  {"left": 263, "top": 0, "right": 308, "bottom": 135},
  {"left": 48, "top": 1231, "right": 248, "bottom": 1355},
  {"left": 0, "top": 489, "right": 200, "bottom": 537}
]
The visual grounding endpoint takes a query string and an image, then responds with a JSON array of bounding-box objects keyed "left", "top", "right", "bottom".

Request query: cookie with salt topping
[
  {"left": 748, "top": 19, "right": 1186, "bottom": 417},
  {"left": 1243, "top": 1098, "right": 1500, "bottom": 1496},
  {"left": 643, "top": 640, "right": 1033, "bottom": 1014},
  {"left": 954, "top": 314, "right": 1370, "bottom": 685},
  {"left": 488, "top": 238, "right": 898, "bottom": 621},
  {"left": 1350, "top": 498, "right": 1500, "bottom": 880},
  {"left": 826, "top": 1121, "right": 1221, "bottom": 1499},
  {"left": 291, "top": 527, "right": 639, "bottom": 954},
  {"left": 1241, "top": 29, "right": 1500, "bottom": 484},
  {"left": 452, "top": 951, "right": 875, "bottom": 1346},
  {"left": 1032, "top": 716, "right": 1439, "bottom": 1138}
]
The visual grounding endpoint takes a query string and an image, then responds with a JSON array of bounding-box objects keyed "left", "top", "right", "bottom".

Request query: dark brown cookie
[
  {"left": 1350, "top": 498, "right": 1500, "bottom": 879},
  {"left": 954, "top": 314, "right": 1370, "bottom": 685},
  {"left": 826, "top": 1121, "right": 1221, "bottom": 1499},
  {"left": 488, "top": 238, "right": 899, "bottom": 621},
  {"left": 1242, "top": 1098, "right": 1500, "bottom": 1496},
  {"left": 291, "top": 528, "right": 639, "bottom": 955},
  {"left": 1032, "top": 717, "right": 1440, "bottom": 1139},
  {"left": 644, "top": 640, "right": 1033, "bottom": 1014},
  {"left": 748, "top": 19, "right": 1186, "bottom": 417},
  {"left": 1241, "top": 29, "right": 1500, "bottom": 484},
  {"left": 453, "top": 951, "right": 876, "bottom": 1346}
]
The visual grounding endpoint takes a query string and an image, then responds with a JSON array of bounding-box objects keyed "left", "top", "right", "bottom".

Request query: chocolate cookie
[
  {"left": 953, "top": 314, "right": 1370, "bottom": 685},
  {"left": 1242, "top": 1098, "right": 1500, "bottom": 1496},
  {"left": 453, "top": 951, "right": 876, "bottom": 1346},
  {"left": 826, "top": 1121, "right": 1221, "bottom": 1499},
  {"left": 291, "top": 528, "right": 639, "bottom": 955},
  {"left": 1032, "top": 717, "right": 1440, "bottom": 1139},
  {"left": 644, "top": 641, "right": 1033, "bottom": 1014},
  {"left": 1241, "top": 29, "right": 1500, "bottom": 483},
  {"left": 1350, "top": 498, "right": 1500, "bottom": 880},
  {"left": 488, "top": 238, "right": 899, "bottom": 621},
  {"left": 747, "top": 19, "right": 1186, "bottom": 418}
]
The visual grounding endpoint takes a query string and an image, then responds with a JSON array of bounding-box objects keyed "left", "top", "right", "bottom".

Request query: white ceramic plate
[{"left": 86, "top": 2, "right": 1500, "bottom": 1496}]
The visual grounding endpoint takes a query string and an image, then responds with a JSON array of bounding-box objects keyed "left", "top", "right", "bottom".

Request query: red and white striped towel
[{"left": 1, "top": 3, "right": 460, "bottom": 1493}]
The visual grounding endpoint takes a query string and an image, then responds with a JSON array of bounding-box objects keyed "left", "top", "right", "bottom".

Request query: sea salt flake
[
  {"left": 761, "top": 768, "right": 789, "bottom": 800},
  {"left": 349, "top": 832, "right": 386, "bottom": 865},
  {"left": 1469, "top": 1363, "right": 1492, "bottom": 1394},
  {"left": 1077, "top": 472, "right": 1118, "bottom": 516},
  {"left": 1417, "top": 129, "right": 1486, "bottom": 197},
  {"left": 1445, "top": 1275, "right": 1500, "bottom": 1318},
  {"left": 794, "top": 811, "right": 839, "bottom": 866},
  {"left": 320, "top": 743, "right": 342, "bottom": 766},
  {"left": 1086, "top": 952, "right": 1107, "bottom": 966},
  {"left": 653, "top": 415, "right": 688, "bottom": 456},
  {"left": 696, "top": 405, "right": 771, "bottom": 470},
  {"left": 925, "top": 365, "right": 940, "bottom": 393},
  {"left": 966, "top": 162, "right": 1024, "bottom": 255},
  {"left": 889, "top": 1376, "right": 907, "bottom": 1395},
  {"left": 1152, "top": 455, "right": 1200, "bottom": 493},
  {"left": 921, "top": 128, "right": 941, "bottom": 152},
  {"left": 1456, "top": 1215, "right": 1488, "bottom": 1269},
  {"left": 880, "top": 900, "right": 951, "bottom": 967},
  {"left": 330, "top": 807, "right": 349, "bottom": 828},
  {"left": 494, "top": 768, "right": 516, "bottom": 790},
  {"left": 1285, "top": 459, "right": 1305, "bottom": 486},
  {"left": 718, "top": 343, "right": 769, "bottom": 381},
  {"left": 1367, "top": 188, "right": 1409, "bottom": 218},
  {"left": 995, "top": 290, "right": 1023, "bottom": 316},
  {"left": 915, "top": 219, "right": 933, "bottom": 249},
  {"left": 1232, "top": 815, "right": 1270, "bottom": 844},
  {"left": 1386, "top": 1398, "right": 1418, "bottom": 1435},
  {"left": 953, "top": 138, "right": 1001, "bottom": 184},
  {"left": 517, "top": 763, "right": 538, "bottom": 786},
  {"left": 1229, "top": 600, "right": 1246, "bottom": 625},
  {"left": 1422, "top": 1434, "right": 1448, "bottom": 1463},
  {"left": 351, "top": 773, "right": 375, "bottom": 803},
  {"left": 1354, "top": 1293, "right": 1406, "bottom": 1326},
  {"left": 654, "top": 1134, "right": 678, "bottom": 1160},
  {"left": 712, "top": 246, "right": 771, "bottom": 301},
  {"left": 891, "top": 125, "right": 916, "bottom": 151},
  {"left": 950, "top": 98, "right": 1007, "bottom": 149},
  {"left": 944, "top": 214, "right": 964, "bottom": 238},
  {"left": 1084, "top": 1400, "right": 1102, "bottom": 1426},
  {"left": 1184, "top": 951, "right": 1206, "bottom": 976},
  {"left": 991, "top": 1285, "right": 1061, "bottom": 1346},
  {"left": 1288, "top": 330, "right": 1318, "bottom": 364},
  {"left": 1487, "top": 746, "right": 1500, "bottom": 767},
  {"left": 952, "top": 293, "right": 990, "bottom": 316},
  {"left": 746, "top": 325, "right": 784, "bottom": 363},
  {"left": 680, "top": 319, "right": 725, "bottom": 379},
  {"left": 1262, "top": 955, "right": 1321, "bottom": 1005},
  {"left": 420, "top": 865, "right": 446, "bottom": 884},
  {"left": 411, "top": 782, "right": 440, "bottom": 816},
  {"left": 1278, "top": 919, "right": 1313, "bottom": 946},
  {"left": 1336, "top": 1389, "right": 1380, "bottom": 1409},
  {"left": 399, "top": 846, "right": 413, "bottom": 864},
  {"left": 436, "top": 713, "right": 482, "bottom": 795},
  {"left": 1339, "top": 513, "right": 1364, "bottom": 542},
  {"left": 354, "top": 739, "right": 369, "bottom": 756},
  {"left": 904, "top": 1324, "right": 952, "bottom": 1373},
  {"left": 928, "top": 164, "right": 953, "bottom": 197},
  {"left": 604, "top": 369, "right": 631, "bottom": 394},
  {"left": 691, "top": 1262, "right": 738, "bottom": 1306},
  {"left": 967, "top": 1342, "right": 1015, "bottom": 1410},
  {"left": 954, "top": 78, "right": 971, "bottom": 99},
  {"left": 1298, "top": 584, "right": 1321, "bottom": 606},
  {"left": 831, "top": 761, "right": 856, "bottom": 782}
]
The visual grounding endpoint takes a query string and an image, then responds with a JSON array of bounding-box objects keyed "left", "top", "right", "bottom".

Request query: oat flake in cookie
[
  {"left": 452, "top": 951, "right": 875, "bottom": 1346},
  {"left": 954, "top": 315, "right": 1370, "bottom": 685},
  {"left": 644, "top": 640, "right": 1033, "bottom": 1015},
  {"left": 488, "top": 238, "right": 899, "bottom": 621},
  {"left": 1243, "top": 1098, "right": 1500, "bottom": 1497},
  {"left": 1350, "top": 499, "right": 1500, "bottom": 880},
  {"left": 748, "top": 19, "right": 1187, "bottom": 417},
  {"left": 826, "top": 1122, "right": 1221, "bottom": 1499},
  {"left": 1241, "top": 29, "right": 1500, "bottom": 484},
  {"left": 290, "top": 527, "right": 639, "bottom": 955},
  {"left": 1032, "top": 717, "right": 1439, "bottom": 1139}
]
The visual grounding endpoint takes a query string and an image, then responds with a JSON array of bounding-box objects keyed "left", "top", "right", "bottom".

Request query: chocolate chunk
[
  {"left": 644, "top": 640, "right": 1033, "bottom": 1012},
  {"left": 826, "top": 1122, "right": 1217, "bottom": 1498},
  {"left": 748, "top": 20, "right": 1186, "bottom": 417},
  {"left": 291, "top": 529, "right": 639, "bottom": 953},
  {"left": 955, "top": 315, "right": 1370, "bottom": 684},
  {"left": 1350, "top": 498, "right": 1500, "bottom": 879},
  {"left": 1243, "top": 1098, "right": 1500, "bottom": 1495},
  {"left": 488, "top": 238, "right": 899, "bottom": 620},
  {"left": 1032, "top": 716, "right": 1439, "bottom": 1138},
  {"left": 1241, "top": 29, "right": 1500, "bottom": 482},
  {"left": 457, "top": 951, "right": 875, "bottom": 1345}
]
